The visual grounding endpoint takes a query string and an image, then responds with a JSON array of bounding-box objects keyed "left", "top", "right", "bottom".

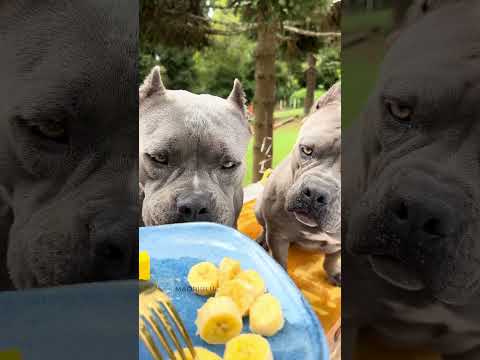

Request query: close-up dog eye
[
  {"left": 30, "top": 119, "right": 68, "bottom": 143},
  {"left": 147, "top": 152, "right": 168, "bottom": 165},
  {"left": 221, "top": 160, "right": 238, "bottom": 170},
  {"left": 385, "top": 99, "right": 413, "bottom": 123},
  {"left": 300, "top": 145, "right": 314, "bottom": 157}
]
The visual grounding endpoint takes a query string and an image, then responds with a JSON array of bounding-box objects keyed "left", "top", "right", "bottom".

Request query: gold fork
[{"left": 139, "top": 281, "right": 196, "bottom": 360}]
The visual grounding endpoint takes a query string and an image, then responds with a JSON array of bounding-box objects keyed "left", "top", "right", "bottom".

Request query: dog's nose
[
  {"left": 176, "top": 192, "right": 212, "bottom": 222},
  {"left": 383, "top": 183, "right": 461, "bottom": 262},
  {"left": 301, "top": 185, "right": 330, "bottom": 211},
  {"left": 390, "top": 199, "right": 447, "bottom": 238},
  {"left": 388, "top": 196, "right": 455, "bottom": 241},
  {"left": 90, "top": 213, "right": 137, "bottom": 280}
]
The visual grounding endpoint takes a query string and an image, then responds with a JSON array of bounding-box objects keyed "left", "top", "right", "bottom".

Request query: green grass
[
  {"left": 243, "top": 121, "right": 302, "bottom": 186},
  {"left": 274, "top": 107, "right": 304, "bottom": 121}
]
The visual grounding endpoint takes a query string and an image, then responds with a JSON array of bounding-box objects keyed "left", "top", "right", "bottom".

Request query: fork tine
[
  {"left": 161, "top": 299, "right": 196, "bottom": 358},
  {"left": 140, "top": 319, "right": 164, "bottom": 360},
  {"left": 142, "top": 311, "right": 176, "bottom": 359},
  {"left": 151, "top": 305, "right": 188, "bottom": 360}
]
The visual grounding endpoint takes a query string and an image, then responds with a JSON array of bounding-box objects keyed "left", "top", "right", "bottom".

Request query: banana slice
[
  {"left": 249, "top": 293, "right": 284, "bottom": 337},
  {"left": 235, "top": 270, "right": 266, "bottom": 299},
  {"left": 195, "top": 296, "right": 243, "bottom": 344},
  {"left": 174, "top": 347, "right": 222, "bottom": 360},
  {"left": 216, "top": 278, "right": 257, "bottom": 316},
  {"left": 219, "top": 257, "right": 242, "bottom": 287},
  {"left": 188, "top": 262, "right": 219, "bottom": 296},
  {"left": 224, "top": 334, "right": 274, "bottom": 360}
]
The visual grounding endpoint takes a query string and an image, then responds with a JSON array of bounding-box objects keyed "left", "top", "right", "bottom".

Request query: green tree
[
  {"left": 192, "top": 31, "right": 256, "bottom": 99},
  {"left": 230, "top": 0, "right": 339, "bottom": 181}
]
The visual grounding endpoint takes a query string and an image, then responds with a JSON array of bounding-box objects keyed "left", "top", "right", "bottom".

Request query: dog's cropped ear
[
  {"left": 311, "top": 82, "right": 341, "bottom": 114},
  {"left": 139, "top": 66, "right": 166, "bottom": 102},
  {"left": 227, "top": 79, "right": 246, "bottom": 116}
]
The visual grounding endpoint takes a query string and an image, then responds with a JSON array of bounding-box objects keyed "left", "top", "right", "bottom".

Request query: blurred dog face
[
  {"left": 286, "top": 84, "right": 341, "bottom": 235},
  {"left": 0, "top": 1, "right": 138, "bottom": 288},
  {"left": 139, "top": 68, "right": 251, "bottom": 227},
  {"left": 347, "top": 1, "right": 480, "bottom": 305}
]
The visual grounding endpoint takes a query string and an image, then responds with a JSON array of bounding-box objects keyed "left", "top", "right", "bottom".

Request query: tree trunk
[
  {"left": 252, "top": 18, "right": 277, "bottom": 183},
  {"left": 393, "top": 0, "right": 414, "bottom": 27},
  {"left": 304, "top": 52, "right": 317, "bottom": 116}
]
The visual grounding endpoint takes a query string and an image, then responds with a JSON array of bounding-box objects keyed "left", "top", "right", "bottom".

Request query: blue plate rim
[{"left": 139, "top": 222, "right": 329, "bottom": 359}]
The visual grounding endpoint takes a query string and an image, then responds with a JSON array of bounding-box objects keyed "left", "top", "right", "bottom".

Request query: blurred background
[
  {"left": 342, "top": 0, "right": 415, "bottom": 127},
  {"left": 140, "top": 0, "right": 340, "bottom": 185}
]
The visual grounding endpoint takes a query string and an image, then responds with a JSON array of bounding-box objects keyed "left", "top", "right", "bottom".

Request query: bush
[{"left": 317, "top": 46, "right": 341, "bottom": 90}]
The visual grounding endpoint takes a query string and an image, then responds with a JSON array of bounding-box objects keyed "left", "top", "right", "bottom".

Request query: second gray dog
[
  {"left": 256, "top": 83, "right": 341, "bottom": 284},
  {"left": 139, "top": 67, "right": 251, "bottom": 227}
]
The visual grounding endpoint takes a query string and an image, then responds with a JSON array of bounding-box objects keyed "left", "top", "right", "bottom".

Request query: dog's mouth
[
  {"left": 369, "top": 255, "right": 425, "bottom": 291},
  {"left": 293, "top": 211, "right": 318, "bottom": 228}
]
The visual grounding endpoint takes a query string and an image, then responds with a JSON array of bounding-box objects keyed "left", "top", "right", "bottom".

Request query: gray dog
[
  {"left": 256, "top": 83, "right": 341, "bottom": 284},
  {"left": 139, "top": 67, "right": 251, "bottom": 227},
  {"left": 344, "top": 1, "right": 480, "bottom": 358},
  {"left": 0, "top": 1, "right": 138, "bottom": 290}
]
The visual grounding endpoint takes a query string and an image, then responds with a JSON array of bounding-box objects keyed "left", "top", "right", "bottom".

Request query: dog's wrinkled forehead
[
  {"left": 298, "top": 82, "right": 341, "bottom": 155},
  {"left": 300, "top": 105, "right": 341, "bottom": 149},
  {"left": 140, "top": 81, "right": 250, "bottom": 159},
  {"left": 381, "top": 1, "right": 480, "bottom": 108},
  {"left": 0, "top": 1, "right": 137, "bottom": 131}
]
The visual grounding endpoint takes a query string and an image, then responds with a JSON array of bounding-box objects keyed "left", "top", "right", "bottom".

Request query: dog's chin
[
  {"left": 293, "top": 211, "right": 318, "bottom": 228},
  {"left": 369, "top": 255, "right": 425, "bottom": 291}
]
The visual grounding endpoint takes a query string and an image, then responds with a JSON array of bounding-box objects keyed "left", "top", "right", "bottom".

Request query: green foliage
[
  {"left": 138, "top": 0, "right": 340, "bottom": 105},
  {"left": 192, "top": 34, "right": 256, "bottom": 99},
  {"left": 289, "top": 88, "right": 325, "bottom": 108},
  {"left": 316, "top": 45, "right": 341, "bottom": 89},
  {"left": 229, "top": 0, "right": 332, "bottom": 24},
  {"left": 139, "top": 46, "right": 198, "bottom": 90},
  {"left": 140, "top": 0, "right": 212, "bottom": 49},
  {"left": 275, "top": 60, "right": 302, "bottom": 102}
]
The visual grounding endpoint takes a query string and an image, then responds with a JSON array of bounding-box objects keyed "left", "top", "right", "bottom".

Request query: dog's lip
[
  {"left": 293, "top": 211, "right": 318, "bottom": 228},
  {"left": 369, "top": 255, "right": 425, "bottom": 291}
]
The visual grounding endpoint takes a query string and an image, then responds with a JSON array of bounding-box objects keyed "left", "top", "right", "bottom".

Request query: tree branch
[{"left": 283, "top": 25, "right": 340, "bottom": 38}]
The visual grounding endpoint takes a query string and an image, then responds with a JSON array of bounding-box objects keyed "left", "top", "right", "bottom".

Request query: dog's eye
[
  {"left": 300, "top": 145, "right": 314, "bottom": 156},
  {"left": 221, "top": 160, "right": 237, "bottom": 170},
  {"left": 385, "top": 99, "right": 413, "bottom": 122},
  {"left": 148, "top": 153, "right": 168, "bottom": 165},
  {"left": 31, "top": 119, "right": 67, "bottom": 143}
]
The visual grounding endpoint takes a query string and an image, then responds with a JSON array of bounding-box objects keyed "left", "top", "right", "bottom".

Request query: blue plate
[{"left": 139, "top": 222, "right": 328, "bottom": 360}]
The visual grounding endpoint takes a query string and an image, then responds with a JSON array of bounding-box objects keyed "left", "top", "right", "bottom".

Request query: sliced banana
[
  {"left": 216, "top": 278, "right": 257, "bottom": 316},
  {"left": 173, "top": 346, "right": 222, "bottom": 360},
  {"left": 219, "top": 257, "right": 242, "bottom": 287},
  {"left": 195, "top": 296, "right": 243, "bottom": 344},
  {"left": 235, "top": 270, "right": 266, "bottom": 299},
  {"left": 224, "top": 334, "right": 274, "bottom": 360},
  {"left": 188, "top": 261, "right": 219, "bottom": 296},
  {"left": 249, "top": 293, "right": 284, "bottom": 337}
]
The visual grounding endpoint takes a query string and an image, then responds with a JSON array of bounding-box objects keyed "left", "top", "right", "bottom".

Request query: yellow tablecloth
[
  {"left": 237, "top": 196, "right": 439, "bottom": 359},
  {"left": 237, "top": 198, "right": 341, "bottom": 350}
]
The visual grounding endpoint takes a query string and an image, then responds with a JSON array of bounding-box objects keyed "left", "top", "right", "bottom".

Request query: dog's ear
[
  {"left": 227, "top": 79, "right": 246, "bottom": 115},
  {"left": 139, "top": 66, "right": 166, "bottom": 102}
]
